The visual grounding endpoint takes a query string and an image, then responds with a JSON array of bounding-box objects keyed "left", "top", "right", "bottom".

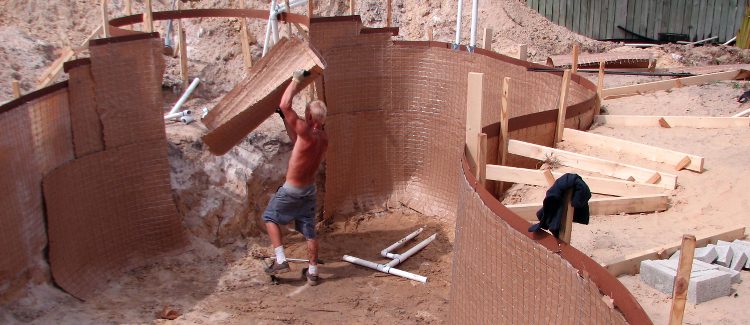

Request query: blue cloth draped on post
[{"left": 528, "top": 173, "right": 591, "bottom": 237}]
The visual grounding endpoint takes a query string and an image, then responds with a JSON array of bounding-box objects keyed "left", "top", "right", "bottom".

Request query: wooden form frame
[
  {"left": 601, "top": 70, "right": 743, "bottom": 99},
  {"left": 506, "top": 194, "right": 669, "bottom": 221},
  {"left": 465, "top": 72, "right": 483, "bottom": 179},
  {"left": 485, "top": 165, "right": 665, "bottom": 197},
  {"left": 562, "top": 128, "right": 705, "bottom": 172},
  {"left": 594, "top": 115, "right": 750, "bottom": 129},
  {"left": 508, "top": 140, "right": 678, "bottom": 189},
  {"left": 554, "top": 70, "right": 572, "bottom": 144},
  {"left": 600, "top": 226, "right": 746, "bottom": 277}
]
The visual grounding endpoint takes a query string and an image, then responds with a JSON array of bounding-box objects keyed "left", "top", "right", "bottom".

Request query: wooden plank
[
  {"left": 465, "top": 72, "right": 484, "bottom": 178},
  {"left": 12, "top": 81, "right": 21, "bottom": 98},
  {"left": 483, "top": 28, "right": 493, "bottom": 50},
  {"left": 594, "top": 115, "right": 750, "bottom": 128},
  {"left": 654, "top": 0, "right": 665, "bottom": 38},
  {"left": 704, "top": 0, "right": 715, "bottom": 37},
  {"left": 626, "top": 0, "right": 636, "bottom": 38},
  {"left": 596, "top": 60, "right": 604, "bottom": 115},
  {"left": 555, "top": 70, "right": 572, "bottom": 144},
  {"left": 562, "top": 128, "right": 705, "bottom": 172},
  {"left": 308, "top": 0, "right": 314, "bottom": 17},
  {"left": 683, "top": 0, "right": 695, "bottom": 40},
  {"left": 661, "top": 0, "right": 673, "bottom": 37},
  {"left": 722, "top": 0, "right": 737, "bottom": 42},
  {"left": 601, "top": 226, "right": 746, "bottom": 277},
  {"left": 558, "top": 0, "right": 567, "bottom": 30},
  {"left": 240, "top": 0, "right": 254, "bottom": 73},
  {"left": 675, "top": 0, "right": 686, "bottom": 35},
  {"left": 571, "top": 46, "right": 580, "bottom": 73},
  {"left": 387, "top": 0, "right": 392, "bottom": 27},
  {"left": 545, "top": 0, "right": 554, "bottom": 21},
  {"left": 507, "top": 194, "right": 670, "bottom": 221},
  {"left": 582, "top": 0, "right": 591, "bottom": 36},
  {"left": 566, "top": 0, "right": 576, "bottom": 31},
  {"left": 573, "top": 0, "right": 582, "bottom": 34},
  {"left": 101, "top": 0, "right": 110, "bottom": 38},
  {"left": 558, "top": 190, "right": 575, "bottom": 243},
  {"left": 733, "top": 0, "right": 746, "bottom": 44},
  {"left": 143, "top": 0, "right": 153, "bottom": 33},
  {"left": 427, "top": 26, "right": 433, "bottom": 41},
  {"left": 477, "top": 133, "right": 487, "bottom": 186},
  {"left": 125, "top": 0, "right": 132, "bottom": 30},
  {"left": 285, "top": 0, "right": 293, "bottom": 37},
  {"left": 615, "top": 0, "right": 628, "bottom": 38},
  {"left": 499, "top": 77, "right": 510, "bottom": 167},
  {"left": 637, "top": 0, "right": 647, "bottom": 37},
  {"left": 518, "top": 44, "right": 527, "bottom": 61},
  {"left": 543, "top": 170, "right": 556, "bottom": 186},
  {"left": 645, "top": 0, "right": 656, "bottom": 39},
  {"left": 508, "top": 139, "right": 679, "bottom": 189},
  {"left": 659, "top": 117, "right": 672, "bottom": 128},
  {"left": 688, "top": 0, "right": 701, "bottom": 41},
  {"left": 552, "top": 0, "right": 560, "bottom": 25},
  {"left": 179, "top": 20, "right": 188, "bottom": 84},
  {"left": 696, "top": 0, "right": 708, "bottom": 40},
  {"left": 485, "top": 165, "right": 666, "bottom": 197},
  {"left": 350, "top": 0, "right": 355, "bottom": 15},
  {"left": 669, "top": 235, "right": 696, "bottom": 325},
  {"left": 591, "top": 0, "right": 601, "bottom": 39},
  {"left": 711, "top": 0, "right": 724, "bottom": 39},
  {"left": 606, "top": 0, "right": 617, "bottom": 38},
  {"left": 602, "top": 70, "right": 742, "bottom": 98}
]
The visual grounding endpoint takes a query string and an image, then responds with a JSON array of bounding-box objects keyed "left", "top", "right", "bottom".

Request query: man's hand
[
  {"left": 292, "top": 69, "right": 312, "bottom": 84},
  {"left": 276, "top": 108, "right": 285, "bottom": 119}
]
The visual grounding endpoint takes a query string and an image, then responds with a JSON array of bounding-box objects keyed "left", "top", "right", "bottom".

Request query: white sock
[
  {"left": 308, "top": 264, "right": 318, "bottom": 275},
  {"left": 274, "top": 245, "right": 286, "bottom": 264}
]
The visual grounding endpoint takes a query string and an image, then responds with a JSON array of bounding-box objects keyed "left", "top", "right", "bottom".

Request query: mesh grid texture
[{"left": 68, "top": 65, "right": 104, "bottom": 158}]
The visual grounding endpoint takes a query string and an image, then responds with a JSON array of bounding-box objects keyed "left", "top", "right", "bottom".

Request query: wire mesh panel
[
  {"left": 68, "top": 64, "right": 104, "bottom": 158},
  {"left": 0, "top": 88, "right": 73, "bottom": 304}
]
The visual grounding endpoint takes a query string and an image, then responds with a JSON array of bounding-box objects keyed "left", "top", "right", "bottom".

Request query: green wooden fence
[{"left": 526, "top": 0, "right": 746, "bottom": 43}]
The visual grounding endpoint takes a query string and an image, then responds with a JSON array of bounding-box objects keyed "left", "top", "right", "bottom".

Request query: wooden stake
[
  {"left": 543, "top": 170, "right": 555, "bottom": 186},
  {"left": 658, "top": 117, "right": 672, "bottom": 128},
  {"left": 143, "top": 0, "right": 153, "bottom": 33},
  {"left": 124, "top": 0, "right": 132, "bottom": 30},
  {"left": 557, "top": 189, "right": 575, "bottom": 243},
  {"left": 554, "top": 70, "right": 572, "bottom": 145},
  {"left": 172, "top": 41, "right": 180, "bottom": 58},
  {"left": 239, "top": 1, "right": 253, "bottom": 73},
  {"left": 350, "top": 0, "right": 355, "bottom": 15},
  {"left": 12, "top": 81, "right": 21, "bottom": 98},
  {"left": 101, "top": 0, "right": 110, "bottom": 37},
  {"left": 293, "top": 22, "right": 309, "bottom": 40},
  {"left": 284, "top": 0, "right": 292, "bottom": 37},
  {"left": 308, "top": 0, "right": 314, "bottom": 18},
  {"left": 571, "top": 44, "right": 580, "bottom": 74},
  {"left": 465, "top": 72, "right": 484, "bottom": 179},
  {"left": 595, "top": 60, "right": 605, "bottom": 115},
  {"left": 669, "top": 235, "right": 696, "bottom": 325},
  {"left": 178, "top": 20, "right": 188, "bottom": 84},
  {"left": 483, "top": 28, "right": 492, "bottom": 51},
  {"left": 386, "top": 0, "right": 392, "bottom": 28},
  {"left": 518, "top": 44, "right": 527, "bottom": 61},
  {"left": 427, "top": 26, "right": 433, "bottom": 41},
  {"left": 675, "top": 156, "right": 692, "bottom": 171},
  {"left": 495, "top": 77, "right": 510, "bottom": 196},
  {"left": 645, "top": 172, "right": 661, "bottom": 184},
  {"left": 477, "top": 133, "right": 487, "bottom": 186}
]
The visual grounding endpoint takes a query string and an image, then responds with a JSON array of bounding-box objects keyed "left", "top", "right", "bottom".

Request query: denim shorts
[{"left": 262, "top": 183, "right": 317, "bottom": 239}]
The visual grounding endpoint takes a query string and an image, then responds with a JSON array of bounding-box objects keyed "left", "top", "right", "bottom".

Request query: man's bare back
[{"left": 286, "top": 128, "right": 328, "bottom": 187}]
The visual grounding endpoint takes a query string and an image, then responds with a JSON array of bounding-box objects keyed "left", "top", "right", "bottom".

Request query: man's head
[{"left": 305, "top": 100, "right": 327, "bottom": 126}]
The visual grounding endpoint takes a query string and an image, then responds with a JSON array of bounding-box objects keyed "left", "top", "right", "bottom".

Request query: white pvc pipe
[
  {"left": 180, "top": 115, "right": 195, "bottom": 124},
  {"left": 387, "top": 234, "right": 437, "bottom": 267},
  {"left": 272, "top": 15, "right": 279, "bottom": 43},
  {"left": 164, "top": 110, "right": 191, "bottom": 120},
  {"left": 455, "top": 0, "right": 463, "bottom": 44},
  {"left": 724, "top": 36, "right": 737, "bottom": 46},
  {"left": 343, "top": 255, "right": 427, "bottom": 283},
  {"left": 381, "top": 228, "right": 423, "bottom": 259},
  {"left": 169, "top": 78, "right": 201, "bottom": 115},
  {"left": 732, "top": 107, "right": 750, "bottom": 117},
  {"left": 469, "top": 0, "right": 478, "bottom": 47}
]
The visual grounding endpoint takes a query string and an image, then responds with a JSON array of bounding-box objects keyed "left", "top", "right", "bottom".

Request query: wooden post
[
  {"left": 669, "top": 235, "right": 696, "bottom": 325},
  {"left": 427, "top": 26, "right": 433, "bottom": 41},
  {"left": 178, "top": 18, "right": 188, "bottom": 84},
  {"left": 554, "top": 70, "right": 572, "bottom": 145},
  {"left": 557, "top": 189, "right": 575, "bottom": 243},
  {"left": 240, "top": 1, "right": 254, "bottom": 73},
  {"left": 284, "top": 0, "right": 292, "bottom": 37},
  {"left": 143, "top": 0, "right": 153, "bottom": 33},
  {"left": 466, "top": 72, "right": 484, "bottom": 179},
  {"left": 308, "top": 0, "right": 314, "bottom": 17},
  {"left": 350, "top": 0, "right": 355, "bottom": 15},
  {"left": 483, "top": 28, "right": 492, "bottom": 50},
  {"left": 101, "top": 0, "right": 110, "bottom": 37},
  {"left": 571, "top": 44, "right": 580, "bottom": 74},
  {"left": 518, "top": 44, "right": 527, "bottom": 61},
  {"left": 495, "top": 77, "right": 510, "bottom": 196},
  {"left": 12, "top": 81, "right": 21, "bottom": 98},
  {"left": 477, "top": 133, "right": 487, "bottom": 186},
  {"left": 386, "top": 0, "right": 392, "bottom": 28},
  {"left": 125, "top": 0, "right": 132, "bottom": 30},
  {"left": 595, "top": 60, "right": 605, "bottom": 115},
  {"left": 543, "top": 170, "right": 556, "bottom": 186}
]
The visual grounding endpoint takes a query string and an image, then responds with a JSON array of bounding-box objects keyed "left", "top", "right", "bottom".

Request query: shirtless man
[{"left": 262, "top": 70, "right": 328, "bottom": 286}]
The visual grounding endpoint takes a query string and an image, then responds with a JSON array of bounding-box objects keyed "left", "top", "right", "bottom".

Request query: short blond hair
[{"left": 305, "top": 100, "right": 327, "bottom": 125}]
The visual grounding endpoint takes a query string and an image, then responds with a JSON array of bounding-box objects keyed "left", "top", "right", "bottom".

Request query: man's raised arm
[{"left": 277, "top": 70, "right": 309, "bottom": 144}]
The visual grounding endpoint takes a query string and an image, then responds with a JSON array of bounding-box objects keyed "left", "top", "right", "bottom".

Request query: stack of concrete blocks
[{"left": 640, "top": 239, "right": 749, "bottom": 304}]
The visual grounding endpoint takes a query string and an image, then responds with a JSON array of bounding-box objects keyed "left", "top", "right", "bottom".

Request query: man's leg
[
  {"left": 264, "top": 222, "right": 290, "bottom": 274},
  {"left": 306, "top": 238, "right": 318, "bottom": 267}
]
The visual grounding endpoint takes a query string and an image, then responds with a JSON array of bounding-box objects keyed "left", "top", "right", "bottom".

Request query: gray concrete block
[
  {"left": 708, "top": 244, "right": 733, "bottom": 267},
  {"left": 670, "top": 246, "right": 718, "bottom": 264},
  {"left": 640, "top": 259, "right": 732, "bottom": 304},
  {"left": 730, "top": 252, "right": 748, "bottom": 271},
  {"left": 718, "top": 240, "right": 750, "bottom": 269}
]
